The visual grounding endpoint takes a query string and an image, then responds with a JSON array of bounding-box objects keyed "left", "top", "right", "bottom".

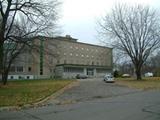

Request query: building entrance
[{"left": 87, "top": 68, "right": 94, "bottom": 76}]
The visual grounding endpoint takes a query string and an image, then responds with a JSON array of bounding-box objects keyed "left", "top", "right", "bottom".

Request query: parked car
[
  {"left": 76, "top": 74, "right": 88, "bottom": 79},
  {"left": 145, "top": 72, "right": 153, "bottom": 77},
  {"left": 122, "top": 74, "right": 130, "bottom": 78},
  {"left": 103, "top": 74, "right": 115, "bottom": 83}
]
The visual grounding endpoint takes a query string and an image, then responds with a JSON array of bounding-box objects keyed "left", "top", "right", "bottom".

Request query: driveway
[
  {"left": 47, "top": 78, "right": 140, "bottom": 105},
  {"left": 0, "top": 78, "right": 160, "bottom": 120}
]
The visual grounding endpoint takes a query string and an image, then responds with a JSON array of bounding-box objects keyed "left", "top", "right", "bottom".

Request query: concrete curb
[{"left": 0, "top": 81, "right": 79, "bottom": 111}]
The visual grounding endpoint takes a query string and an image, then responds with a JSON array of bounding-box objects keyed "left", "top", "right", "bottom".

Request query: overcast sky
[{"left": 60, "top": 0, "right": 160, "bottom": 45}]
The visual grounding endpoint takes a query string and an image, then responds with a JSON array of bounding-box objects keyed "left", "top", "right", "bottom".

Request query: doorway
[{"left": 87, "top": 68, "right": 94, "bottom": 76}]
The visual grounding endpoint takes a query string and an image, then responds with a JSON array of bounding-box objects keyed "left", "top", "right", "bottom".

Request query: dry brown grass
[
  {"left": 116, "top": 77, "right": 160, "bottom": 90},
  {"left": 0, "top": 80, "right": 73, "bottom": 107}
]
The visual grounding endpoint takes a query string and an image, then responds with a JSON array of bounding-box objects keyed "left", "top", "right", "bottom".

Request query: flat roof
[{"left": 34, "top": 36, "right": 113, "bottom": 49}]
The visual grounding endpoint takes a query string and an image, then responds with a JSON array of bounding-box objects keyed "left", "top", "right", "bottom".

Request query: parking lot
[{"left": 48, "top": 78, "right": 140, "bottom": 104}]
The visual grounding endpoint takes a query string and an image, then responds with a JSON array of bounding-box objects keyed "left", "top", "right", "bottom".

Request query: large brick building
[{"left": 8, "top": 35, "right": 113, "bottom": 79}]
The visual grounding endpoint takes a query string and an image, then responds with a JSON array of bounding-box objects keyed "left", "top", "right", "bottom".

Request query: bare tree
[
  {"left": 98, "top": 4, "right": 160, "bottom": 80},
  {"left": 0, "top": 0, "right": 60, "bottom": 85},
  {"left": 143, "top": 51, "right": 160, "bottom": 76}
]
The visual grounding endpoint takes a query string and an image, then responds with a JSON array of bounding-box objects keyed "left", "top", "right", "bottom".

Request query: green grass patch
[
  {"left": 116, "top": 77, "right": 160, "bottom": 90},
  {"left": 0, "top": 79, "right": 74, "bottom": 107}
]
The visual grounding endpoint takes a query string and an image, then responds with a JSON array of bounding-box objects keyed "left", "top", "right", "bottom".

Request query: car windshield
[{"left": 105, "top": 75, "right": 113, "bottom": 78}]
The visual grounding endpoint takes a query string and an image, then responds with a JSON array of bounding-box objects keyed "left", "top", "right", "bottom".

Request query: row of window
[
  {"left": 10, "top": 75, "right": 31, "bottom": 79},
  {"left": 67, "top": 46, "right": 104, "bottom": 53},
  {"left": 57, "top": 59, "right": 107, "bottom": 66},
  {"left": 10, "top": 66, "right": 32, "bottom": 72},
  {"left": 64, "top": 67, "right": 83, "bottom": 73},
  {"left": 63, "top": 53, "right": 99, "bottom": 58},
  {"left": 63, "top": 53, "right": 106, "bottom": 59}
]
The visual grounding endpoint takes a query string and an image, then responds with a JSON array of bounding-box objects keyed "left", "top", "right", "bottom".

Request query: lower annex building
[{"left": 8, "top": 35, "right": 113, "bottom": 79}]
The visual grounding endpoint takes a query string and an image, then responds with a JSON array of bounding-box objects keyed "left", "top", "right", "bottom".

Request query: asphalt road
[
  {"left": 48, "top": 78, "right": 140, "bottom": 104},
  {"left": 0, "top": 79, "right": 160, "bottom": 120}
]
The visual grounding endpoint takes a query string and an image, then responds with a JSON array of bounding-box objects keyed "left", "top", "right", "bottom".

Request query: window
[
  {"left": 17, "top": 66, "right": 23, "bottom": 72},
  {"left": 19, "top": 76, "right": 22, "bottom": 79},
  {"left": 28, "top": 67, "right": 31, "bottom": 72},
  {"left": 57, "top": 60, "right": 60, "bottom": 64},
  {"left": 27, "top": 76, "right": 30, "bottom": 79},
  {"left": 40, "top": 68, "right": 43, "bottom": 75},
  {"left": 10, "top": 76, "right": 14, "bottom": 79},
  {"left": 10, "top": 66, "right": 15, "bottom": 72},
  {"left": 87, "top": 68, "right": 94, "bottom": 76},
  {"left": 64, "top": 60, "right": 67, "bottom": 64},
  {"left": 64, "top": 67, "right": 83, "bottom": 73}
]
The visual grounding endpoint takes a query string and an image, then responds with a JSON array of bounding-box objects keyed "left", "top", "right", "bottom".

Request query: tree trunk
[
  {"left": 0, "top": 41, "right": 3, "bottom": 84},
  {"left": 2, "top": 72, "right": 8, "bottom": 85},
  {"left": 135, "top": 67, "right": 142, "bottom": 80}
]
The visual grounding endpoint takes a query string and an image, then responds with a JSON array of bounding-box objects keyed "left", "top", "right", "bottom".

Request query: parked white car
[
  {"left": 103, "top": 74, "right": 115, "bottom": 83},
  {"left": 145, "top": 72, "right": 153, "bottom": 77},
  {"left": 122, "top": 74, "right": 130, "bottom": 78}
]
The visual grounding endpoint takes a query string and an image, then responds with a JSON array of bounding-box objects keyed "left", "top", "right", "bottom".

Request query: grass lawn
[
  {"left": 116, "top": 77, "right": 160, "bottom": 90},
  {"left": 0, "top": 79, "right": 73, "bottom": 107}
]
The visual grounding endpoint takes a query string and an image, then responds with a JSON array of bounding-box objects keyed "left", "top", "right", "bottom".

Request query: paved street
[{"left": 0, "top": 78, "right": 160, "bottom": 120}]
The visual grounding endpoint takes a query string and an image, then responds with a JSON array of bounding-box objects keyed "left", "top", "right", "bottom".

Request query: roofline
[
  {"left": 54, "top": 37, "right": 113, "bottom": 49},
  {"left": 33, "top": 35, "right": 113, "bottom": 49}
]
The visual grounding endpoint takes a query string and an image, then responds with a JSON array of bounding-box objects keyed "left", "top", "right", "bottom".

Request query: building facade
[{"left": 8, "top": 35, "right": 113, "bottom": 79}]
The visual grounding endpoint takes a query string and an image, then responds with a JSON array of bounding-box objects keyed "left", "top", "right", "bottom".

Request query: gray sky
[{"left": 60, "top": 0, "right": 160, "bottom": 45}]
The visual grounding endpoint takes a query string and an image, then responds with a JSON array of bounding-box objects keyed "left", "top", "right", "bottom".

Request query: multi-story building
[{"left": 8, "top": 35, "right": 113, "bottom": 79}]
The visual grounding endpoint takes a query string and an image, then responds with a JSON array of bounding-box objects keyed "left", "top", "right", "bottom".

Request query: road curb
[{"left": 0, "top": 81, "right": 79, "bottom": 111}]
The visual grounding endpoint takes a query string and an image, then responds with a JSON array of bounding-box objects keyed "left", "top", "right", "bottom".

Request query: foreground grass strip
[
  {"left": 0, "top": 80, "right": 73, "bottom": 107},
  {"left": 116, "top": 77, "right": 160, "bottom": 90}
]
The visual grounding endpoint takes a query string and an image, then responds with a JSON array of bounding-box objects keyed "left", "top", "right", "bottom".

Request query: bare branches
[
  {"left": 0, "top": 0, "right": 60, "bottom": 84},
  {"left": 98, "top": 4, "right": 160, "bottom": 80},
  {"left": 1, "top": 0, "right": 60, "bottom": 39}
]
